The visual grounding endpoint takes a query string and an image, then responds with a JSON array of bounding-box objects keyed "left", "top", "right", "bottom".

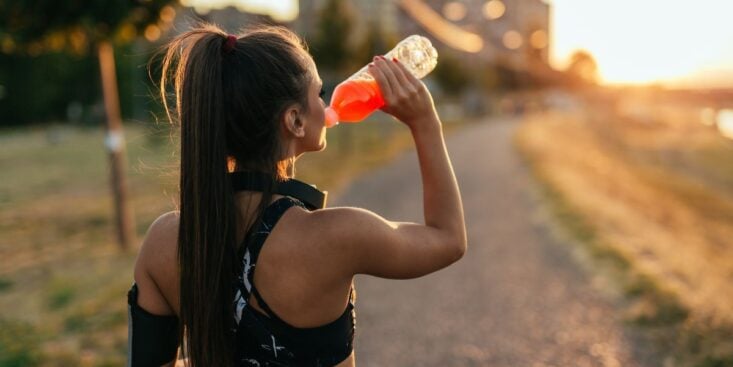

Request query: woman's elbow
[{"left": 447, "top": 232, "right": 467, "bottom": 263}]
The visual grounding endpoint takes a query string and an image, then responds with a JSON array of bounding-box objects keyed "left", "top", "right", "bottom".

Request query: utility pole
[{"left": 98, "top": 40, "right": 136, "bottom": 250}]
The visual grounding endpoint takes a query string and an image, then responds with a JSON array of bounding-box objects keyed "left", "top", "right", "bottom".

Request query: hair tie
[{"left": 222, "top": 35, "right": 237, "bottom": 53}]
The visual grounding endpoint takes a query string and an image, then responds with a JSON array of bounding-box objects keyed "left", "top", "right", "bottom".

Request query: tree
[
  {"left": 433, "top": 51, "right": 472, "bottom": 95},
  {"left": 0, "top": 0, "right": 178, "bottom": 250},
  {"left": 309, "top": 0, "right": 355, "bottom": 74},
  {"left": 352, "top": 20, "right": 399, "bottom": 70},
  {"left": 566, "top": 50, "right": 599, "bottom": 85}
]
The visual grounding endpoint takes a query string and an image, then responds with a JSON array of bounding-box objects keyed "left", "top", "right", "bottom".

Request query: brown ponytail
[{"left": 157, "top": 24, "right": 312, "bottom": 367}]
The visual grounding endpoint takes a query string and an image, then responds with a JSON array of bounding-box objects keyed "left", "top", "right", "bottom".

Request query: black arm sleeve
[{"left": 127, "top": 283, "right": 179, "bottom": 367}]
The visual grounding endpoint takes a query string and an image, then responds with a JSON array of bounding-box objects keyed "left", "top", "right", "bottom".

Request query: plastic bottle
[{"left": 324, "top": 35, "right": 438, "bottom": 128}]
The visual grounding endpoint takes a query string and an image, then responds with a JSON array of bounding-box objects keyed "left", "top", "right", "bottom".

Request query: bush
[{"left": 0, "top": 319, "right": 42, "bottom": 367}]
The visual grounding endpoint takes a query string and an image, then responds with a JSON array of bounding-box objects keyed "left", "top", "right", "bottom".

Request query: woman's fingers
[
  {"left": 392, "top": 58, "right": 424, "bottom": 91},
  {"left": 374, "top": 56, "right": 403, "bottom": 101},
  {"left": 386, "top": 59, "right": 414, "bottom": 95},
  {"left": 369, "top": 55, "right": 436, "bottom": 126},
  {"left": 368, "top": 60, "right": 393, "bottom": 101}
]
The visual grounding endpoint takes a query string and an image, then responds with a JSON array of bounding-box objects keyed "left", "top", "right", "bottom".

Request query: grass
[
  {"left": 515, "top": 102, "right": 733, "bottom": 366},
  {"left": 0, "top": 113, "right": 453, "bottom": 366},
  {"left": 518, "top": 145, "right": 689, "bottom": 327},
  {"left": 45, "top": 278, "right": 77, "bottom": 311},
  {"left": 0, "top": 278, "right": 12, "bottom": 292},
  {"left": 0, "top": 319, "right": 43, "bottom": 367}
]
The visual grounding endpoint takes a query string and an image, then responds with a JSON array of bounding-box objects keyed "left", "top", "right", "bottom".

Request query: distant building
[
  {"left": 172, "top": 5, "right": 278, "bottom": 35},
  {"left": 292, "top": 0, "right": 324, "bottom": 40},
  {"left": 294, "top": 0, "right": 399, "bottom": 47},
  {"left": 295, "top": 0, "right": 549, "bottom": 70},
  {"left": 397, "top": 0, "right": 550, "bottom": 69},
  {"left": 350, "top": 0, "right": 400, "bottom": 43}
]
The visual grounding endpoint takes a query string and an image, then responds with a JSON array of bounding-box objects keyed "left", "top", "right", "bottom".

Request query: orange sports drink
[
  {"left": 324, "top": 35, "right": 438, "bottom": 128},
  {"left": 325, "top": 78, "right": 385, "bottom": 126}
]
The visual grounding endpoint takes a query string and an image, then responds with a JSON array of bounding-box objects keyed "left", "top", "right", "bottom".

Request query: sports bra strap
[
  {"left": 243, "top": 196, "right": 305, "bottom": 260},
  {"left": 243, "top": 196, "right": 356, "bottom": 328},
  {"left": 242, "top": 196, "right": 304, "bottom": 327},
  {"left": 249, "top": 285, "right": 281, "bottom": 323}
]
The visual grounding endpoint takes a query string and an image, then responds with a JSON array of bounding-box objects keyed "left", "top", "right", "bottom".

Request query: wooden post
[{"left": 98, "top": 40, "right": 135, "bottom": 250}]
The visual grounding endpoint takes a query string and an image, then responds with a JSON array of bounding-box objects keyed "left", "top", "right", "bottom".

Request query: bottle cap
[{"left": 324, "top": 107, "right": 339, "bottom": 128}]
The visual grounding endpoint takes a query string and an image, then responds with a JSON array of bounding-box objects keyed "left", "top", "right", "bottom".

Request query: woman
[{"left": 127, "top": 24, "right": 466, "bottom": 367}]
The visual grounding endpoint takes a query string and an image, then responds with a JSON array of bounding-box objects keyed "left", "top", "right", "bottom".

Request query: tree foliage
[
  {"left": 308, "top": 0, "right": 355, "bottom": 73},
  {"left": 433, "top": 51, "right": 472, "bottom": 95},
  {"left": 0, "top": 0, "right": 177, "bottom": 125},
  {"left": 0, "top": 51, "right": 100, "bottom": 125},
  {"left": 353, "top": 21, "right": 399, "bottom": 68},
  {"left": 0, "top": 0, "right": 176, "bottom": 55}
]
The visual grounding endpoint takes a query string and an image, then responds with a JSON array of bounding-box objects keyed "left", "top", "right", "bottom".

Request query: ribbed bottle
[{"left": 324, "top": 35, "right": 439, "bottom": 127}]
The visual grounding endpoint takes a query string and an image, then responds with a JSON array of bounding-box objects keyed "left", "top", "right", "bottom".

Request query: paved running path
[{"left": 332, "top": 118, "right": 660, "bottom": 367}]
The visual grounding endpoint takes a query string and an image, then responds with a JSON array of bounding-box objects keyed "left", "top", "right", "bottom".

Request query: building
[
  {"left": 295, "top": 0, "right": 549, "bottom": 70},
  {"left": 397, "top": 0, "right": 550, "bottom": 69},
  {"left": 171, "top": 5, "right": 278, "bottom": 35},
  {"left": 294, "top": 0, "right": 400, "bottom": 48}
]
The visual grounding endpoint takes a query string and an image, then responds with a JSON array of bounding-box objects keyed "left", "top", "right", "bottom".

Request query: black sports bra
[
  {"left": 127, "top": 195, "right": 356, "bottom": 367},
  {"left": 233, "top": 196, "right": 356, "bottom": 366}
]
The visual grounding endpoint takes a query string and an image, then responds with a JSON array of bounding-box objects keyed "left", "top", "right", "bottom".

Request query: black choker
[{"left": 228, "top": 171, "right": 327, "bottom": 210}]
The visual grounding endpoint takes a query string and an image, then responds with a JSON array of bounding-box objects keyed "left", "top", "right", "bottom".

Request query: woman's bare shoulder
[
  {"left": 133, "top": 211, "right": 180, "bottom": 315},
  {"left": 296, "top": 206, "right": 389, "bottom": 269},
  {"left": 304, "top": 205, "right": 465, "bottom": 279},
  {"left": 258, "top": 206, "right": 366, "bottom": 285},
  {"left": 301, "top": 206, "right": 379, "bottom": 241},
  {"left": 137, "top": 211, "right": 180, "bottom": 268},
  {"left": 307, "top": 206, "right": 381, "bottom": 224}
]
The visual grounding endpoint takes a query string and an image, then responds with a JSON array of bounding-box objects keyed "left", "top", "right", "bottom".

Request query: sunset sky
[
  {"left": 182, "top": 0, "right": 733, "bottom": 89},
  {"left": 549, "top": 0, "right": 733, "bottom": 88}
]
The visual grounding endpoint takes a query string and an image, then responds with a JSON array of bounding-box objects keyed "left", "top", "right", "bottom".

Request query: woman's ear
[{"left": 282, "top": 106, "right": 305, "bottom": 138}]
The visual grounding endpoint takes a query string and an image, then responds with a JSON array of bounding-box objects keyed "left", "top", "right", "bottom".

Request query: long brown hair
[{"left": 158, "top": 24, "right": 312, "bottom": 367}]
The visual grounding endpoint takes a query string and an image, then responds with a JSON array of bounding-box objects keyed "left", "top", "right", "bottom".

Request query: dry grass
[
  {"left": 0, "top": 115, "right": 441, "bottom": 366},
  {"left": 516, "top": 102, "right": 733, "bottom": 366}
]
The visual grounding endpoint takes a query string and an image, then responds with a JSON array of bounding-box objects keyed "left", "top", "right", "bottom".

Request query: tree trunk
[{"left": 98, "top": 40, "right": 136, "bottom": 250}]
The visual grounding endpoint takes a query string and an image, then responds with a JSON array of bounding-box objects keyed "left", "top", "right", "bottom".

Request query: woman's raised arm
[{"left": 316, "top": 56, "right": 466, "bottom": 279}]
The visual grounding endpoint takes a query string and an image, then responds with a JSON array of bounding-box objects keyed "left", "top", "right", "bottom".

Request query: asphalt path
[{"left": 333, "top": 118, "right": 660, "bottom": 367}]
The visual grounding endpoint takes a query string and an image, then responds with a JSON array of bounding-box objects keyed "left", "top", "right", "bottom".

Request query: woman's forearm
[{"left": 410, "top": 116, "right": 466, "bottom": 248}]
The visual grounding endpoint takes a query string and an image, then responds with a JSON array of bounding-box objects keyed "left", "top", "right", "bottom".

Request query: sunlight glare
[
  {"left": 144, "top": 25, "right": 161, "bottom": 42},
  {"left": 503, "top": 31, "right": 522, "bottom": 50},
  {"left": 700, "top": 108, "right": 716, "bottom": 126},
  {"left": 443, "top": 1, "right": 468, "bottom": 22},
  {"left": 180, "top": 0, "right": 298, "bottom": 21},
  {"left": 483, "top": 0, "right": 506, "bottom": 20},
  {"left": 717, "top": 110, "right": 733, "bottom": 140},
  {"left": 159, "top": 6, "right": 177, "bottom": 23},
  {"left": 530, "top": 30, "right": 548, "bottom": 49},
  {"left": 548, "top": 0, "right": 733, "bottom": 87}
]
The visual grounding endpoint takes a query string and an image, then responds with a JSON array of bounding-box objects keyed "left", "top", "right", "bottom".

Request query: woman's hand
[
  {"left": 319, "top": 58, "right": 465, "bottom": 282},
  {"left": 368, "top": 56, "right": 440, "bottom": 132}
]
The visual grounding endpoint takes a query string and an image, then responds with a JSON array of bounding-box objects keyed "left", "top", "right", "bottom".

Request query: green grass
[
  {"left": 516, "top": 141, "right": 689, "bottom": 328},
  {"left": 0, "top": 115, "right": 464, "bottom": 365},
  {"left": 0, "top": 278, "right": 12, "bottom": 293},
  {"left": 0, "top": 319, "right": 43, "bottom": 367},
  {"left": 515, "top": 108, "right": 733, "bottom": 367},
  {"left": 45, "top": 278, "right": 77, "bottom": 311}
]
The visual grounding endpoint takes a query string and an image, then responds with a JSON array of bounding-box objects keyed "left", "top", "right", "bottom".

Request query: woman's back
[
  {"left": 135, "top": 193, "right": 358, "bottom": 366},
  {"left": 129, "top": 24, "right": 465, "bottom": 367},
  {"left": 233, "top": 194, "right": 356, "bottom": 329}
]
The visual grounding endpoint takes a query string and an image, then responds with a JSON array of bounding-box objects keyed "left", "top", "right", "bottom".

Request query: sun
[{"left": 550, "top": 0, "right": 733, "bottom": 88}]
